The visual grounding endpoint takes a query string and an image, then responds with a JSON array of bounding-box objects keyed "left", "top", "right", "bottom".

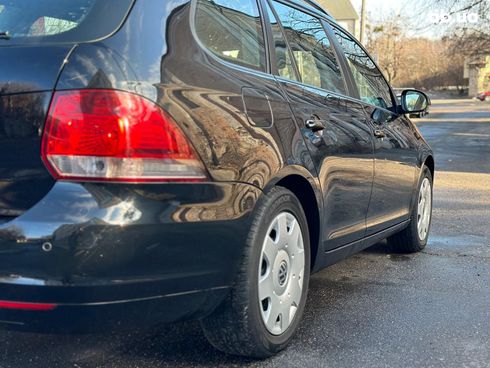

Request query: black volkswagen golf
[{"left": 0, "top": 0, "right": 434, "bottom": 358}]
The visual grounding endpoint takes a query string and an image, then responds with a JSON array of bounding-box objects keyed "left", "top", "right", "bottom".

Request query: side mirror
[{"left": 400, "top": 90, "right": 430, "bottom": 114}]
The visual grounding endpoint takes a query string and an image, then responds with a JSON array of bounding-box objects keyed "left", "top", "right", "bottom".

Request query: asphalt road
[{"left": 1, "top": 98, "right": 489, "bottom": 368}]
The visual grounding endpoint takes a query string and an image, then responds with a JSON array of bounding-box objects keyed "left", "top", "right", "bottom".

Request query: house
[
  {"left": 464, "top": 56, "right": 490, "bottom": 97},
  {"left": 316, "top": 0, "right": 360, "bottom": 39}
]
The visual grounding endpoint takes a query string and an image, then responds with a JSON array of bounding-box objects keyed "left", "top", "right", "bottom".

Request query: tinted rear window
[
  {"left": 0, "top": 0, "right": 133, "bottom": 45},
  {"left": 194, "top": 0, "right": 266, "bottom": 71}
]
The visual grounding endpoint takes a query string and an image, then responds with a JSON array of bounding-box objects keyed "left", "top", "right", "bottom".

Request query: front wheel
[
  {"left": 388, "top": 165, "right": 433, "bottom": 252},
  {"left": 201, "top": 187, "right": 310, "bottom": 358}
]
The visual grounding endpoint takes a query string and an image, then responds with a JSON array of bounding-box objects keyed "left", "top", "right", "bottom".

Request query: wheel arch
[
  {"left": 264, "top": 168, "right": 323, "bottom": 273},
  {"left": 409, "top": 153, "right": 435, "bottom": 217},
  {"left": 424, "top": 155, "right": 435, "bottom": 179}
]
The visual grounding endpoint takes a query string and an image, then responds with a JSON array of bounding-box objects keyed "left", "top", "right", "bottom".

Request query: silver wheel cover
[
  {"left": 258, "top": 212, "right": 305, "bottom": 335},
  {"left": 417, "top": 177, "right": 432, "bottom": 241}
]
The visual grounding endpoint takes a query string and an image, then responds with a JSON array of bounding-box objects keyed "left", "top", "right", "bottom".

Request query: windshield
[{"left": 0, "top": 0, "right": 134, "bottom": 45}]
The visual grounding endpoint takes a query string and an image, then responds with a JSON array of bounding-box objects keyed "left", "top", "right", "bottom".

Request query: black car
[{"left": 0, "top": 0, "right": 434, "bottom": 358}]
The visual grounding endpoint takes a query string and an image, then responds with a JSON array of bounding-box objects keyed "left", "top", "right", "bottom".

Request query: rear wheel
[
  {"left": 201, "top": 187, "right": 310, "bottom": 358},
  {"left": 388, "top": 166, "right": 433, "bottom": 252}
]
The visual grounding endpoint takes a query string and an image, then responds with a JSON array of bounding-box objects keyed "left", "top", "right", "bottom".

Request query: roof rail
[{"left": 301, "top": 0, "right": 330, "bottom": 16}]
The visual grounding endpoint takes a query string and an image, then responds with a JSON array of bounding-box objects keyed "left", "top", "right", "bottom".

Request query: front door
[
  {"left": 362, "top": 107, "right": 419, "bottom": 233},
  {"left": 330, "top": 25, "right": 418, "bottom": 234}
]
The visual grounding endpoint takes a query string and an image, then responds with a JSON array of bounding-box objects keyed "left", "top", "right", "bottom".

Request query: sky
[
  {"left": 349, "top": 0, "right": 482, "bottom": 38},
  {"left": 350, "top": 0, "right": 426, "bottom": 28},
  {"left": 351, "top": 0, "right": 434, "bottom": 24},
  {"left": 351, "top": 0, "right": 403, "bottom": 16}
]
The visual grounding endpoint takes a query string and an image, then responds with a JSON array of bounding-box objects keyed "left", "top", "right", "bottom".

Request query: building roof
[{"left": 316, "top": 0, "right": 359, "bottom": 21}]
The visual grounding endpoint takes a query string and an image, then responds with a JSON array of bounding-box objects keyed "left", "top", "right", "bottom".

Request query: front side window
[
  {"left": 270, "top": 1, "right": 346, "bottom": 94},
  {"left": 195, "top": 0, "right": 266, "bottom": 71},
  {"left": 332, "top": 26, "right": 394, "bottom": 109}
]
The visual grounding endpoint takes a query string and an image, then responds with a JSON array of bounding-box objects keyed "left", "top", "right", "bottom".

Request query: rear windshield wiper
[{"left": 0, "top": 31, "right": 11, "bottom": 40}]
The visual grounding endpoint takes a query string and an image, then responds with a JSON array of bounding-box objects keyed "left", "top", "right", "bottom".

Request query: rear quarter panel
[{"left": 57, "top": 0, "right": 318, "bottom": 192}]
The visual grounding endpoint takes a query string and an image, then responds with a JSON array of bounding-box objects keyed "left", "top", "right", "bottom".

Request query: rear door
[
  {"left": 330, "top": 25, "right": 418, "bottom": 234},
  {"left": 264, "top": 0, "right": 374, "bottom": 250}
]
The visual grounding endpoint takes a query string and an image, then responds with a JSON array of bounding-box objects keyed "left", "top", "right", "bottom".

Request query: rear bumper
[
  {"left": 0, "top": 181, "right": 261, "bottom": 331},
  {"left": 0, "top": 285, "right": 228, "bottom": 332}
]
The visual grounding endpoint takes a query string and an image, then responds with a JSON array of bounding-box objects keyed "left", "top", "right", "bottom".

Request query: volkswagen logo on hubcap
[{"left": 278, "top": 261, "right": 288, "bottom": 287}]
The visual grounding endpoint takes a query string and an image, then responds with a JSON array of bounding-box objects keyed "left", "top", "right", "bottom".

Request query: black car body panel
[
  {"left": 0, "top": 46, "right": 73, "bottom": 93},
  {"left": 362, "top": 104, "right": 420, "bottom": 234},
  {"left": 0, "top": 45, "right": 74, "bottom": 218},
  {"left": 0, "top": 181, "right": 260, "bottom": 329},
  {"left": 0, "top": 0, "right": 433, "bottom": 331},
  {"left": 279, "top": 79, "right": 375, "bottom": 250}
]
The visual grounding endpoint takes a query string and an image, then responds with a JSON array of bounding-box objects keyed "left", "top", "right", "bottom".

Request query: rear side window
[
  {"left": 195, "top": 0, "right": 267, "bottom": 71},
  {"left": 270, "top": 1, "right": 346, "bottom": 94},
  {"left": 0, "top": 0, "right": 133, "bottom": 45},
  {"left": 332, "top": 26, "right": 394, "bottom": 109},
  {"left": 264, "top": 1, "right": 298, "bottom": 81}
]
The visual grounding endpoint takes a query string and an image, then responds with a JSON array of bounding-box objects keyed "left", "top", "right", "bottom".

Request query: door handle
[
  {"left": 305, "top": 118, "right": 326, "bottom": 131},
  {"left": 373, "top": 129, "right": 386, "bottom": 138}
]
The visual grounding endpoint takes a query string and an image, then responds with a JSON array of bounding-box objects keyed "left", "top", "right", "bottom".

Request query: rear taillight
[
  {"left": 41, "top": 90, "right": 207, "bottom": 183},
  {"left": 0, "top": 300, "right": 57, "bottom": 311}
]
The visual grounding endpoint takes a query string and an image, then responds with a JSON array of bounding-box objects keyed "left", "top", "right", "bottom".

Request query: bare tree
[
  {"left": 366, "top": 17, "right": 467, "bottom": 90},
  {"left": 366, "top": 16, "right": 406, "bottom": 84},
  {"left": 421, "top": 0, "right": 490, "bottom": 56}
]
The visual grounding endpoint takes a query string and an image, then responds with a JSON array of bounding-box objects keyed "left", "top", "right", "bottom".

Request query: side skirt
[{"left": 314, "top": 220, "right": 410, "bottom": 272}]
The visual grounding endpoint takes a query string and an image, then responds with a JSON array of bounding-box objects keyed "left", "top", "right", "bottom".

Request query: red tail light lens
[
  {"left": 41, "top": 90, "right": 207, "bottom": 183},
  {"left": 0, "top": 300, "right": 57, "bottom": 311}
]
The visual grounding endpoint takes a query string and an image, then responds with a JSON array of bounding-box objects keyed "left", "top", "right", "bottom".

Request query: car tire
[
  {"left": 200, "top": 186, "right": 311, "bottom": 358},
  {"left": 387, "top": 165, "right": 433, "bottom": 253}
]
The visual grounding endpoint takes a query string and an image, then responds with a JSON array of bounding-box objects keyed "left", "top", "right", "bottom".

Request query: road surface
[{"left": 1, "top": 98, "right": 489, "bottom": 368}]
